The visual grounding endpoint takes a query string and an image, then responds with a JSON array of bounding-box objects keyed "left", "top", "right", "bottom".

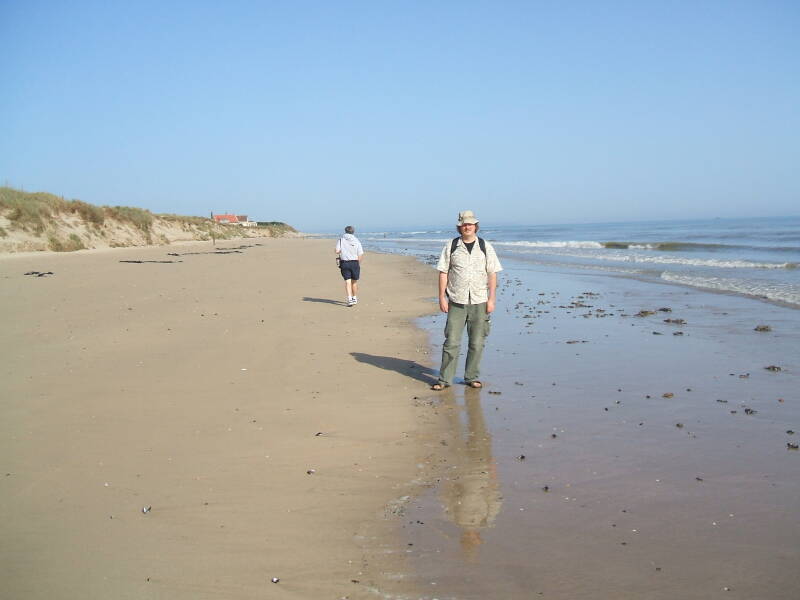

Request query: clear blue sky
[{"left": 1, "top": 1, "right": 798, "bottom": 231}]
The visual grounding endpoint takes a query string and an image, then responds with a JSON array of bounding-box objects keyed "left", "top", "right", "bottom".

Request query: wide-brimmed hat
[{"left": 457, "top": 210, "right": 479, "bottom": 225}]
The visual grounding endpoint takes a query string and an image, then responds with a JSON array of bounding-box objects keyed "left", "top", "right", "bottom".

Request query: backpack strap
[
  {"left": 450, "top": 237, "right": 486, "bottom": 256},
  {"left": 450, "top": 237, "right": 459, "bottom": 257},
  {"left": 449, "top": 237, "right": 488, "bottom": 269}
]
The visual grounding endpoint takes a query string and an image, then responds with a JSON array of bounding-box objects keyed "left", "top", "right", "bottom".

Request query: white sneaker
[
  {"left": 347, "top": 297, "right": 354, "bottom": 307},
  {"left": 352, "top": 296, "right": 358, "bottom": 305}
]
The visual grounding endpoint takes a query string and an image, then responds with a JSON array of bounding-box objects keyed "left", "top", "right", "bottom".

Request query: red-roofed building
[
  {"left": 213, "top": 214, "right": 240, "bottom": 224},
  {"left": 212, "top": 213, "right": 257, "bottom": 227}
]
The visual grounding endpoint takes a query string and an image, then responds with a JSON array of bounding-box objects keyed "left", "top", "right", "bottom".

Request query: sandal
[
  {"left": 431, "top": 383, "right": 449, "bottom": 391},
  {"left": 466, "top": 381, "right": 483, "bottom": 389}
]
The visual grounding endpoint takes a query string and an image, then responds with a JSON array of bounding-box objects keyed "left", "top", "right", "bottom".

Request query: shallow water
[
  {"left": 354, "top": 217, "right": 800, "bottom": 307},
  {"left": 396, "top": 263, "right": 800, "bottom": 599}
]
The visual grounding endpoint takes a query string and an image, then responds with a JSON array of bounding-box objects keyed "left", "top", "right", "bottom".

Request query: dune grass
[
  {"left": 0, "top": 186, "right": 297, "bottom": 251},
  {"left": 256, "top": 221, "right": 297, "bottom": 235},
  {"left": 0, "top": 187, "right": 62, "bottom": 233},
  {"left": 1, "top": 187, "right": 154, "bottom": 235},
  {"left": 48, "top": 233, "right": 87, "bottom": 252}
]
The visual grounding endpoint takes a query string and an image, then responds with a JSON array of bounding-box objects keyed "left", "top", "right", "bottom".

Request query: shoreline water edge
[
  {"left": 359, "top": 218, "right": 799, "bottom": 600},
  {"left": 356, "top": 216, "right": 800, "bottom": 309},
  {"left": 3, "top": 226, "right": 799, "bottom": 599}
]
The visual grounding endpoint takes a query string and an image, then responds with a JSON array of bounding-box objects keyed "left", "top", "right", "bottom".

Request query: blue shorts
[{"left": 339, "top": 260, "right": 360, "bottom": 281}]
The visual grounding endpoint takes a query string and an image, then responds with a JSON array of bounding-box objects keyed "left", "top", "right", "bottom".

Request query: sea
[
  {"left": 350, "top": 216, "right": 800, "bottom": 308},
  {"left": 332, "top": 215, "right": 800, "bottom": 598}
]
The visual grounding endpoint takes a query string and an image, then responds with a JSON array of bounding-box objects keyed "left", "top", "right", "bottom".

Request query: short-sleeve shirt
[{"left": 436, "top": 238, "right": 503, "bottom": 304}]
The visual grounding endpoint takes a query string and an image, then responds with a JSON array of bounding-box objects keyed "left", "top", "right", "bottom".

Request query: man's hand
[
  {"left": 438, "top": 271, "right": 449, "bottom": 313},
  {"left": 487, "top": 272, "right": 498, "bottom": 314}
]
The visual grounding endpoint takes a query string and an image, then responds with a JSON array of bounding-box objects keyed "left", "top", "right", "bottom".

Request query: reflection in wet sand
[{"left": 440, "top": 388, "right": 503, "bottom": 561}]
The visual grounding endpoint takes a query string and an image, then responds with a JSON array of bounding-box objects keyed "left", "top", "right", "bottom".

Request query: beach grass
[
  {"left": 0, "top": 186, "right": 298, "bottom": 251},
  {"left": 47, "top": 232, "right": 87, "bottom": 252}
]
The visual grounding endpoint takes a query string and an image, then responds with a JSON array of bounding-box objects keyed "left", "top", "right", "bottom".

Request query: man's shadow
[
  {"left": 350, "top": 353, "right": 437, "bottom": 385},
  {"left": 302, "top": 297, "right": 348, "bottom": 306}
]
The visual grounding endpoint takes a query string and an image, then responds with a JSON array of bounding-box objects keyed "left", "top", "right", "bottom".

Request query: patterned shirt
[{"left": 436, "top": 238, "right": 503, "bottom": 304}]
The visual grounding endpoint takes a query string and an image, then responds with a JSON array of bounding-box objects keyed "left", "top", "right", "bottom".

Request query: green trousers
[{"left": 437, "top": 302, "right": 491, "bottom": 386}]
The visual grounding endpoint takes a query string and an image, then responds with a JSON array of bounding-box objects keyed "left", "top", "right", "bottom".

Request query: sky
[{"left": 1, "top": 1, "right": 798, "bottom": 231}]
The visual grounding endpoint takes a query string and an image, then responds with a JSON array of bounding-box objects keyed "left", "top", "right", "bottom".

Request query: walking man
[
  {"left": 335, "top": 225, "right": 364, "bottom": 307},
  {"left": 432, "top": 210, "right": 502, "bottom": 390}
]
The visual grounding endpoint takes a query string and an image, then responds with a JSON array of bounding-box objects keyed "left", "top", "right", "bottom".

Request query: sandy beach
[
  {"left": 3, "top": 237, "right": 799, "bottom": 600},
  {"left": 3, "top": 1, "right": 798, "bottom": 596},
  {"left": 0, "top": 238, "right": 441, "bottom": 599}
]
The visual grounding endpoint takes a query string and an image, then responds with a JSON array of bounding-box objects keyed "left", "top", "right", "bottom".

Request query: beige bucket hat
[{"left": 457, "top": 210, "right": 479, "bottom": 225}]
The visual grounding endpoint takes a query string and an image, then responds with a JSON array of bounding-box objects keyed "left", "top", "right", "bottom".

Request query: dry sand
[{"left": 0, "top": 238, "right": 442, "bottom": 599}]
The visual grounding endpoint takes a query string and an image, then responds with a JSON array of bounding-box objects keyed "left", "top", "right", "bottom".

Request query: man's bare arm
[
  {"left": 438, "top": 271, "right": 449, "bottom": 313},
  {"left": 487, "top": 272, "right": 497, "bottom": 313}
]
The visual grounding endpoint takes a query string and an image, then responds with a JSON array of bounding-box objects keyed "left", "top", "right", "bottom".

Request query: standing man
[
  {"left": 335, "top": 225, "right": 364, "bottom": 307},
  {"left": 432, "top": 210, "right": 502, "bottom": 390}
]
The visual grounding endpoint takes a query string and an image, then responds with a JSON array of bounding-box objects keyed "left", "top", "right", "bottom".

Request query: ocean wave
[
  {"left": 362, "top": 231, "right": 439, "bottom": 237},
  {"left": 495, "top": 239, "right": 733, "bottom": 251},
  {"left": 497, "top": 239, "right": 800, "bottom": 253},
  {"left": 505, "top": 246, "right": 796, "bottom": 269},
  {"left": 610, "top": 241, "right": 800, "bottom": 253},
  {"left": 660, "top": 272, "right": 800, "bottom": 307},
  {"left": 618, "top": 255, "right": 796, "bottom": 269},
  {"left": 363, "top": 236, "right": 451, "bottom": 244},
  {"left": 603, "top": 241, "right": 732, "bottom": 251},
  {"left": 496, "top": 240, "right": 605, "bottom": 249}
]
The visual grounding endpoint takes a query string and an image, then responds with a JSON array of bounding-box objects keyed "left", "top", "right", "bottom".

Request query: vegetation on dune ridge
[
  {"left": 0, "top": 186, "right": 297, "bottom": 252},
  {"left": 256, "top": 221, "right": 297, "bottom": 234}
]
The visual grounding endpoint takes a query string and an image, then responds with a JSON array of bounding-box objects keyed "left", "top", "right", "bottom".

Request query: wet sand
[
  {"left": 400, "top": 265, "right": 800, "bottom": 599},
  {"left": 0, "top": 238, "right": 442, "bottom": 599}
]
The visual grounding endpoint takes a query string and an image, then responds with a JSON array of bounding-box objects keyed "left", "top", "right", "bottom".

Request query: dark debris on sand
[{"left": 24, "top": 271, "right": 54, "bottom": 277}]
